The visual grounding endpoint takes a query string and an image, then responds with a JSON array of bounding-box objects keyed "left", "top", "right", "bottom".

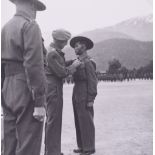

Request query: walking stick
[{"left": 40, "top": 115, "right": 46, "bottom": 155}]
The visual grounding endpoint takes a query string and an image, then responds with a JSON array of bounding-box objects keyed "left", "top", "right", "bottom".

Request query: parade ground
[{"left": 41, "top": 80, "right": 153, "bottom": 155}]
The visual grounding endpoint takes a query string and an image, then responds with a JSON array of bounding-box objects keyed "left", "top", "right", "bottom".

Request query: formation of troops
[
  {"left": 63, "top": 72, "right": 153, "bottom": 84},
  {"left": 1, "top": 0, "right": 98, "bottom": 155}
]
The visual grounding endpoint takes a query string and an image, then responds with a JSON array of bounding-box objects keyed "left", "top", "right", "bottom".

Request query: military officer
[
  {"left": 45, "top": 29, "right": 81, "bottom": 155},
  {"left": 70, "top": 36, "right": 98, "bottom": 155},
  {"left": 1, "top": 0, "right": 47, "bottom": 155}
]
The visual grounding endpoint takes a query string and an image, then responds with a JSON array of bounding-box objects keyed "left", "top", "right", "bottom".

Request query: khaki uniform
[
  {"left": 45, "top": 43, "right": 72, "bottom": 155},
  {"left": 1, "top": 11, "right": 46, "bottom": 155},
  {"left": 72, "top": 55, "right": 97, "bottom": 152}
]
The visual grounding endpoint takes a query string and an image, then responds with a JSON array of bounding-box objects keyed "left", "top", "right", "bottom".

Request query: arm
[
  {"left": 23, "top": 21, "right": 46, "bottom": 107},
  {"left": 47, "top": 51, "right": 69, "bottom": 78},
  {"left": 42, "top": 38, "right": 48, "bottom": 66},
  {"left": 85, "top": 61, "right": 98, "bottom": 103},
  {"left": 65, "top": 60, "right": 75, "bottom": 67}
]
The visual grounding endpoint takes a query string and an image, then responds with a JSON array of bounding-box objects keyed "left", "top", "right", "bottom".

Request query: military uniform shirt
[
  {"left": 73, "top": 56, "right": 97, "bottom": 103},
  {"left": 1, "top": 11, "right": 46, "bottom": 106},
  {"left": 45, "top": 43, "right": 69, "bottom": 79}
]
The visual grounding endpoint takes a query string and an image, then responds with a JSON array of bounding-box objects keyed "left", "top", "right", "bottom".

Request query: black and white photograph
[{"left": 1, "top": 0, "right": 153, "bottom": 155}]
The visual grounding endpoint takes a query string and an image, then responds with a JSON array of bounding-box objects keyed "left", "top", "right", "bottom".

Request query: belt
[
  {"left": 4, "top": 61, "right": 25, "bottom": 77},
  {"left": 74, "top": 79, "right": 87, "bottom": 83}
]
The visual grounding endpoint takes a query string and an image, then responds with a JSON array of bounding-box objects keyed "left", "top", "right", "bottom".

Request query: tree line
[
  {"left": 2, "top": 59, "right": 152, "bottom": 85},
  {"left": 64, "top": 59, "right": 153, "bottom": 84}
]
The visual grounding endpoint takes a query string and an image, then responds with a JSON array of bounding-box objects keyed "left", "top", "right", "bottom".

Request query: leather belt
[{"left": 4, "top": 61, "right": 25, "bottom": 77}]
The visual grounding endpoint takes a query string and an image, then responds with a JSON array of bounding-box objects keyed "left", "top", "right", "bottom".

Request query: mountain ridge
[
  {"left": 65, "top": 38, "right": 153, "bottom": 71},
  {"left": 79, "top": 14, "right": 153, "bottom": 42}
]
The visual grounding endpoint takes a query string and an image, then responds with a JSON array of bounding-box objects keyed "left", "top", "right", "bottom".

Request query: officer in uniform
[
  {"left": 45, "top": 29, "right": 81, "bottom": 155},
  {"left": 70, "top": 36, "right": 98, "bottom": 155},
  {"left": 1, "top": 0, "right": 47, "bottom": 155}
]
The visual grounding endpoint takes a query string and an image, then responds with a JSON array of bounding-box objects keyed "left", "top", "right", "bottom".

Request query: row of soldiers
[
  {"left": 96, "top": 73, "right": 153, "bottom": 82},
  {"left": 62, "top": 72, "right": 153, "bottom": 84},
  {"left": 1, "top": 0, "right": 97, "bottom": 155}
]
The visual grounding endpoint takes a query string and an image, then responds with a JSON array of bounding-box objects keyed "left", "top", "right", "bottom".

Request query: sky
[{"left": 1, "top": 0, "right": 153, "bottom": 40}]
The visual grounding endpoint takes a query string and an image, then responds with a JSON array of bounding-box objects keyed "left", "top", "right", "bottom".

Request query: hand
[
  {"left": 72, "top": 59, "right": 81, "bottom": 68},
  {"left": 87, "top": 101, "right": 94, "bottom": 107},
  {"left": 33, "top": 107, "right": 46, "bottom": 122},
  {"left": 68, "top": 67, "right": 77, "bottom": 74},
  {"left": 67, "top": 63, "right": 78, "bottom": 75},
  {"left": 67, "top": 59, "right": 81, "bottom": 74}
]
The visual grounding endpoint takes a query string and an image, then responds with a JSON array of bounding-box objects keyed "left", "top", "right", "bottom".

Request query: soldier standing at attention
[
  {"left": 45, "top": 29, "right": 81, "bottom": 155},
  {"left": 70, "top": 36, "right": 98, "bottom": 155},
  {"left": 1, "top": 0, "right": 47, "bottom": 155}
]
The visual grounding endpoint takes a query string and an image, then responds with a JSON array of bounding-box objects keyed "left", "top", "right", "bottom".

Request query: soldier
[
  {"left": 45, "top": 29, "right": 81, "bottom": 155},
  {"left": 1, "top": 0, "right": 47, "bottom": 155},
  {"left": 70, "top": 36, "right": 98, "bottom": 155}
]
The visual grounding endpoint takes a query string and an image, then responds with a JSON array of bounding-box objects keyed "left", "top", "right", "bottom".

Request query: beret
[{"left": 52, "top": 29, "right": 71, "bottom": 41}]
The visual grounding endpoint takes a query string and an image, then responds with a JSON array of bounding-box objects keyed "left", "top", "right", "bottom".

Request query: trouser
[
  {"left": 72, "top": 84, "right": 95, "bottom": 152},
  {"left": 45, "top": 77, "right": 63, "bottom": 155},
  {"left": 2, "top": 73, "right": 44, "bottom": 155}
]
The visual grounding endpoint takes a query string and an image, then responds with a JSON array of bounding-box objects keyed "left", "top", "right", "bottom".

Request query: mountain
[
  {"left": 79, "top": 14, "right": 153, "bottom": 42},
  {"left": 63, "top": 14, "right": 153, "bottom": 71},
  {"left": 105, "top": 14, "right": 153, "bottom": 41},
  {"left": 65, "top": 39, "right": 153, "bottom": 71},
  {"left": 43, "top": 14, "right": 153, "bottom": 71},
  {"left": 43, "top": 14, "right": 153, "bottom": 46},
  {"left": 80, "top": 29, "right": 132, "bottom": 43}
]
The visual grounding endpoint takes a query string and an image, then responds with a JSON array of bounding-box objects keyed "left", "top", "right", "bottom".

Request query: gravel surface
[
  {"left": 60, "top": 80, "right": 153, "bottom": 155},
  {"left": 3, "top": 80, "right": 151, "bottom": 155}
]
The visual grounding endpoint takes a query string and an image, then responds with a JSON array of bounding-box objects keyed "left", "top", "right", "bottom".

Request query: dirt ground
[{"left": 41, "top": 80, "right": 153, "bottom": 155}]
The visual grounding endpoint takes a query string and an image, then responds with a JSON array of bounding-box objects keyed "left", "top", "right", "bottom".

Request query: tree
[
  {"left": 145, "top": 60, "right": 153, "bottom": 73},
  {"left": 107, "top": 59, "right": 122, "bottom": 74}
]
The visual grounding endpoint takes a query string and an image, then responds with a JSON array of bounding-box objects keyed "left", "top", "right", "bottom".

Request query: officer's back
[{"left": 2, "top": 12, "right": 36, "bottom": 62}]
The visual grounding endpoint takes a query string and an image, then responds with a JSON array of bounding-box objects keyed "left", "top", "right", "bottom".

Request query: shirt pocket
[{"left": 77, "top": 65, "right": 87, "bottom": 80}]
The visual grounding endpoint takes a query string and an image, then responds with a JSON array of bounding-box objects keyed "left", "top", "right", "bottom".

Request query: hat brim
[
  {"left": 34, "top": 0, "right": 46, "bottom": 11},
  {"left": 9, "top": 0, "right": 46, "bottom": 11},
  {"left": 70, "top": 36, "right": 94, "bottom": 50}
]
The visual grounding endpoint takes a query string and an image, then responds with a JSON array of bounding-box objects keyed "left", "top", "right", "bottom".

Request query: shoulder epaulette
[
  {"left": 47, "top": 46, "right": 58, "bottom": 57},
  {"left": 90, "top": 58, "right": 96, "bottom": 64},
  {"left": 89, "top": 58, "right": 97, "bottom": 70},
  {"left": 15, "top": 14, "right": 36, "bottom": 23}
]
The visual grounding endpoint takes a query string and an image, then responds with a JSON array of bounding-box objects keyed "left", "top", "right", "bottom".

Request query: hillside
[
  {"left": 64, "top": 39, "right": 153, "bottom": 71},
  {"left": 79, "top": 14, "right": 153, "bottom": 43},
  {"left": 81, "top": 30, "right": 132, "bottom": 43},
  {"left": 105, "top": 14, "right": 153, "bottom": 41},
  {"left": 44, "top": 14, "right": 153, "bottom": 71}
]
